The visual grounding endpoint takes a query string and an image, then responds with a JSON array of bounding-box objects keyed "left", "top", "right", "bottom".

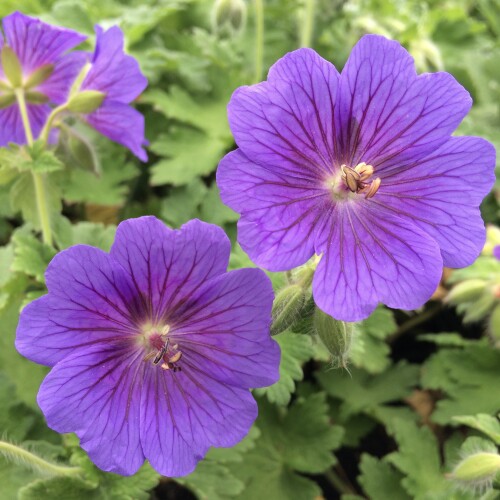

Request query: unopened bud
[
  {"left": 271, "top": 284, "right": 307, "bottom": 335},
  {"left": 212, "top": 0, "right": 246, "bottom": 34},
  {"left": 24, "top": 64, "right": 54, "bottom": 89},
  {"left": 463, "top": 292, "right": 495, "bottom": 323},
  {"left": 446, "top": 279, "right": 486, "bottom": 305},
  {"left": 313, "top": 308, "right": 354, "bottom": 369},
  {"left": 67, "top": 90, "right": 105, "bottom": 114},
  {"left": 1, "top": 46, "right": 23, "bottom": 88},
  {"left": 451, "top": 452, "right": 500, "bottom": 488}
]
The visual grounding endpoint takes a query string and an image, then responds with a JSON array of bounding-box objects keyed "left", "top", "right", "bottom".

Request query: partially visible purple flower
[
  {"left": 16, "top": 216, "right": 279, "bottom": 477},
  {"left": 0, "top": 11, "right": 86, "bottom": 146},
  {"left": 494, "top": 246, "right": 500, "bottom": 261},
  {"left": 217, "top": 35, "right": 496, "bottom": 321},
  {"left": 78, "top": 26, "right": 148, "bottom": 161}
]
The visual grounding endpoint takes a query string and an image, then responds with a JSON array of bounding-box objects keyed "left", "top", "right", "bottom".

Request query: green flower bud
[
  {"left": 451, "top": 452, "right": 500, "bottom": 489},
  {"left": 212, "top": 0, "right": 246, "bottom": 34},
  {"left": 446, "top": 279, "right": 486, "bottom": 305},
  {"left": 463, "top": 292, "right": 496, "bottom": 323},
  {"left": 67, "top": 90, "right": 106, "bottom": 114},
  {"left": 24, "top": 64, "right": 55, "bottom": 89},
  {"left": 1, "top": 46, "right": 23, "bottom": 88},
  {"left": 271, "top": 284, "right": 307, "bottom": 335},
  {"left": 313, "top": 308, "right": 354, "bottom": 369}
]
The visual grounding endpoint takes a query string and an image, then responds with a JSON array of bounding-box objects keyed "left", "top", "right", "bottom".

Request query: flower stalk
[
  {"left": 300, "top": 0, "right": 316, "bottom": 48},
  {"left": 14, "top": 88, "right": 53, "bottom": 246},
  {"left": 0, "top": 441, "right": 82, "bottom": 477}
]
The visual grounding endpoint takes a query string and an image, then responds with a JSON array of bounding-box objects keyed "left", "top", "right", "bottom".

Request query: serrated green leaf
[
  {"left": 18, "top": 476, "right": 96, "bottom": 500},
  {"left": 454, "top": 415, "right": 500, "bottom": 444},
  {"left": 10, "top": 172, "right": 62, "bottom": 229},
  {"left": 161, "top": 179, "right": 208, "bottom": 227},
  {"left": 317, "top": 362, "right": 419, "bottom": 420},
  {"left": 358, "top": 454, "right": 410, "bottom": 500},
  {"left": 421, "top": 344, "right": 500, "bottom": 424},
  {"left": 149, "top": 129, "right": 228, "bottom": 186},
  {"left": 11, "top": 230, "right": 56, "bottom": 283},
  {"left": 199, "top": 183, "right": 238, "bottom": 226},
  {"left": 255, "top": 332, "right": 315, "bottom": 406},
  {"left": 230, "top": 394, "right": 342, "bottom": 500},
  {"left": 386, "top": 419, "right": 451, "bottom": 499}
]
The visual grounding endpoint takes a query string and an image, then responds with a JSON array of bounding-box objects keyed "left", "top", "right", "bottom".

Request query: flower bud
[
  {"left": 271, "top": 284, "right": 307, "bottom": 335},
  {"left": 463, "top": 292, "right": 495, "bottom": 323},
  {"left": 446, "top": 279, "right": 486, "bottom": 305},
  {"left": 451, "top": 452, "right": 500, "bottom": 489},
  {"left": 212, "top": 0, "right": 246, "bottom": 34},
  {"left": 1, "top": 46, "right": 23, "bottom": 88},
  {"left": 67, "top": 90, "right": 106, "bottom": 114},
  {"left": 313, "top": 308, "right": 354, "bottom": 369}
]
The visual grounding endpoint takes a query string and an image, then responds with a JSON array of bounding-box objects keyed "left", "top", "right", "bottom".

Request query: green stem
[
  {"left": 324, "top": 469, "right": 356, "bottom": 495},
  {"left": 0, "top": 441, "right": 82, "bottom": 477},
  {"left": 254, "top": 0, "right": 264, "bottom": 83},
  {"left": 14, "top": 88, "right": 53, "bottom": 246},
  {"left": 39, "top": 103, "right": 68, "bottom": 147},
  {"left": 300, "top": 0, "right": 316, "bottom": 48}
]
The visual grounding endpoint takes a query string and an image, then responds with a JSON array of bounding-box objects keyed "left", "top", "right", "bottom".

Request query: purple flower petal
[
  {"left": 38, "top": 51, "right": 88, "bottom": 104},
  {"left": 376, "top": 136, "right": 496, "bottom": 267},
  {"left": 171, "top": 268, "right": 280, "bottom": 388},
  {"left": 110, "top": 217, "right": 231, "bottom": 320},
  {"left": 494, "top": 246, "right": 500, "bottom": 260},
  {"left": 82, "top": 26, "right": 147, "bottom": 103},
  {"left": 227, "top": 48, "right": 339, "bottom": 175},
  {"left": 38, "top": 344, "right": 145, "bottom": 475},
  {"left": 313, "top": 204, "right": 443, "bottom": 321},
  {"left": 140, "top": 365, "right": 257, "bottom": 477},
  {"left": 84, "top": 100, "right": 148, "bottom": 161},
  {"left": 16, "top": 245, "right": 137, "bottom": 366},
  {"left": 335, "top": 35, "right": 472, "bottom": 170},
  {"left": 0, "top": 103, "right": 50, "bottom": 147},
  {"left": 218, "top": 149, "right": 327, "bottom": 271},
  {"left": 2, "top": 11, "right": 86, "bottom": 74}
]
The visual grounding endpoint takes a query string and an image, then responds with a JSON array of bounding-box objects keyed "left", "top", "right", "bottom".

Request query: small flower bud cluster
[
  {"left": 212, "top": 0, "right": 247, "bottom": 35},
  {"left": 446, "top": 226, "right": 500, "bottom": 346}
]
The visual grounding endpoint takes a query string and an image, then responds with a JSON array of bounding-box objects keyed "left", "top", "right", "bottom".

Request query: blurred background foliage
[{"left": 0, "top": 0, "right": 500, "bottom": 498}]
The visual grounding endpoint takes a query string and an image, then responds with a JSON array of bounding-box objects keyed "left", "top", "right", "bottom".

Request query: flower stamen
[{"left": 340, "top": 163, "right": 381, "bottom": 199}]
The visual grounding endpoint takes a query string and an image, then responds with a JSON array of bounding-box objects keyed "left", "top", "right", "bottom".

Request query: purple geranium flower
[
  {"left": 15, "top": 216, "right": 279, "bottom": 476},
  {"left": 78, "top": 26, "right": 148, "bottom": 161},
  {"left": 217, "top": 35, "right": 496, "bottom": 321},
  {"left": 0, "top": 11, "right": 86, "bottom": 146}
]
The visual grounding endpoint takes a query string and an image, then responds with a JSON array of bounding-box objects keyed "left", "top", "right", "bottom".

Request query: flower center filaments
[
  {"left": 340, "top": 162, "right": 381, "bottom": 199},
  {"left": 141, "top": 324, "right": 183, "bottom": 372}
]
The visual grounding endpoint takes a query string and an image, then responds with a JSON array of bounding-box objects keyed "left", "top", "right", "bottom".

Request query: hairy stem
[
  {"left": 300, "top": 0, "right": 316, "bottom": 48},
  {"left": 39, "top": 104, "right": 68, "bottom": 146},
  {"left": 324, "top": 468, "right": 356, "bottom": 494},
  {"left": 254, "top": 0, "right": 265, "bottom": 83},
  {"left": 14, "top": 88, "right": 53, "bottom": 246},
  {"left": 0, "top": 441, "right": 82, "bottom": 478}
]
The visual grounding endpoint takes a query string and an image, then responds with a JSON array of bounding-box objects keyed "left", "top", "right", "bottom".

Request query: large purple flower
[
  {"left": 0, "top": 12, "right": 86, "bottom": 146},
  {"left": 217, "top": 35, "right": 496, "bottom": 321},
  {"left": 78, "top": 26, "right": 148, "bottom": 161},
  {"left": 15, "top": 216, "right": 279, "bottom": 476}
]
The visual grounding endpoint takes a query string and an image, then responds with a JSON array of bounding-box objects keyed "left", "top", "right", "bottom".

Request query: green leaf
[
  {"left": 199, "top": 183, "right": 238, "bottom": 226},
  {"left": 317, "top": 362, "right": 419, "bottom": 420},
  {"left": 28, "top": 148, "right": 65, "bottom": 174},
  {"left": 54, "top": 220, "right": 116, "bottom": 252},
  {"left": 358, "top": 454, "right": 410, "bottom": 500},
  {"left": 11, "top": 229, "right": 56, "bottom": 284},
  {"left": 19, "top": 476, "right": 96, "bottom": 500},
  {"left": 150, "top": 129, "right": 229, "bottom": 186},
  {"left": 161, "top": 179, "right": 208, "bottom": 227},
  {"left": 10, "top": 172, "right": 62, "bottom": 229},
  {"left": 421, "top": 344, "right": 500, "bottom": 424},
  {"left": 231, "top": 394, "right": 343, "bottom": 500},
  {"left": 255, "top": 332, "right": 315, "bottom": 406},
  {"left": 350, "top": 307, "right": 397, "bottom": 374},
  {"left": 453, "top": 415, "right": 500, "bottom": 444},
  {"left": 386, "top": 419, "right": 451, "bottom": 499}
]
